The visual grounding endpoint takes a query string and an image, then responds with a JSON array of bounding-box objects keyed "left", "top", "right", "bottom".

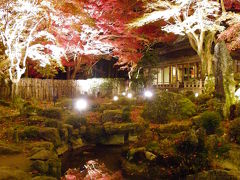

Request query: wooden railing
[
  {"left": 154, "top": 80, "right": 204, "bottom": 89},
  {"left": 184, "top": 80, "right": 204, "bottom": 89}
]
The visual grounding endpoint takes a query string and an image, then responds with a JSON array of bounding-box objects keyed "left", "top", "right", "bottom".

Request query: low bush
[
  {"left": 206, "top": 135, "right": 230, "bottom": 157},
  {"left": 196, "top": 93, "right": 212, "bottom": 105},
  {"left": 65, "top": 116, "right": 87, "bottom": 129},
  {"left": 229, "top": 118, "right": 240, "bottom": 144},
  {"left": 19, "top": 126, "right": 40, "bottom": 140},
  {"left": 37, "top": 108, "right": 62, "bottom": 119},
  {"left": 98, "top": 103, "right": 119, "bottom": 112},
  {"left": 175, "top": 129, "right": 209, "bottom": 174},
  {"left": 200, "top": 111, "right": 221, "bottom": 135},
  {"left": 11, "top": 96, "right": 25, "bottom": 110},
  {"left": 178, "top": 98, "right": 196, "bottom": 119},
  {"left": 182, "top": 91, "right": 196, "bottom": 102},
  {"left": 122, "top": 106, "right": 131, "bottom": 122},
  {"left": 102, "top": 110, "right": 122, "bottom": 122},
  {"left": 113, "top": 97, "right": 133, "bottom": 106},
  {"left": 142, "top": 92, "right": 196, "bottom": 123},
  {"left": 20, "top": 102, "right": 39, "bottom": 116},
  {"left": 207, "top": 98, "right": 224, "bottom": 118}
]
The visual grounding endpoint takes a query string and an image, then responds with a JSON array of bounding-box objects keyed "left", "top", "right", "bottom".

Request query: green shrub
[
  {"left": 182, "top": 91, "right": 196, "bottom": 102},
  {"left": 102, "top": 110, "right": 122, "bottom": 122},
  {"left": 11, "top": 96, "right": 25, "bottom": 110},
  {"left": 37, "top": 108, "right": 62, "bottom": 119},
  {"left": 176, "top": 129, "right": 199, "bottom": 154},
  {"left": 229, "top": 118, "right": 240, "bottom": 144},
  {"left": 178, "top": 98, "right": 196, "bottom": 119},
  {"left": 20, "top": 102, "right": 39, "bottom": 116},
  {"left": 196, "top": 93, "right": 212, "bottom": 105},
  {"left": 19, "top": 126, "right": 40, "bottom": 140},
  {"left": 122, "top": 106, "right": 131, "bottom": 122},
  {"left": 142, "top": 92, "right": 196, "bottom": 123},
  {"left": 200, "top": 111, "right": 221, "bottom": 135},
  {"left": 98, "top": 103, "right": 119, "bottom": 112},
  {"left": 65, "top": 116, "right": 87, "bottom": 129},
  {"left": 113, "top": 97, "right": 133, "bottom": 106},
  {"left": 206, "top": 135, "right": 230, "bottom": 157},
  {"left": 207, "top": 98, "right": 224, "bottom": 117},
  {"left": 175, "top": 129, "right": 209, "bottom": 174}
]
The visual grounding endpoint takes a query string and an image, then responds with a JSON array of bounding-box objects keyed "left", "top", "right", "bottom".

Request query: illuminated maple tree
[
  {"left": 0, "top": 0, "right": 66, "bottom": 83},
  {"left": 129, "top": 0, "right": 240, "bottom": 77}
]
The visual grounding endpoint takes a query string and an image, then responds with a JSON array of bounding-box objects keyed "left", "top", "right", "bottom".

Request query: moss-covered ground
[{"left": 0, "top": 92, "right": 239, "bottom": 179}]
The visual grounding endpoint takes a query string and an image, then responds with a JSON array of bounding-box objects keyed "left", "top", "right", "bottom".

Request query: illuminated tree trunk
[
  {"left": 71, "top": 56, "right": 82, "bottom": 79},
  {"left": 214, "top": 41, "right": 236, "bottom": 119},
  {"left": 188, "top": 31, "right": 215, "bottom": 94}
]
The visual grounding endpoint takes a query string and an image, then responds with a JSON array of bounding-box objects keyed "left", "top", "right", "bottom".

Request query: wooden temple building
[{"left": 146, "top": 40, "right": 240, "bottom": 92}]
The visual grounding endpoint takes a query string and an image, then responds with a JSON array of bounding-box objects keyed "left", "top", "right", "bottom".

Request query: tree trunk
[
  {"left": 66, "top": 67, "right": 71, "bottom": 80},
  {"left": 71, "top": 57, "right": 82, "bottom": 79},
  {"left": 198, "top": 32, "right": 215, "bottom": 94},
  {"left": 11, "top": 82, "right": 19, "bottom": 99},
  {"left": 213, "top": 41, "right": 236, "bottom": 119}
]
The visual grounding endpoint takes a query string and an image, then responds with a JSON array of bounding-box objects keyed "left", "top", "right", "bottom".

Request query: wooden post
[{"left": 176, "top": 65, "right": 178, "bottom": 82}]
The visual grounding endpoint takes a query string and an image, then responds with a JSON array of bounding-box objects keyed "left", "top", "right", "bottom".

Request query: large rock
[
  {"left": 71, "top": 138, "right": 84, "bottom": 150},
  {"left": 103, "top": 122, "right": 138, "bottom": 134},
  {"left": 145, "top": 151, "right": 157, "bottom": 161},
  {"left": 56, "top": 144, "right": 69, "bottom": 155},
  {"left": 39, "top": 128, "right": 61, "bottom": 147},
  {"left": 31, "top": 160, "right": 49, "bottom": 174},
  {"left": 0, "top": 167, "right": 31, "bottom": 180},
  {"left": 30, "top": 150, "right": 61, "bottom": 179},
  {"left": 100, "top": 134, "right": 125, "bottom": 145},
  {"left": 85, "top": 124, "right": 105, "bottom": 142},
  {"left": 30, "top": 150, "right": 57, "bottom": 161}
]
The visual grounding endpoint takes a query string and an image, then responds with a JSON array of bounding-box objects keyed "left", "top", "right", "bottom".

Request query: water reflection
[{"left": 62, "top": 159, "right": 123, "bottom": 180}]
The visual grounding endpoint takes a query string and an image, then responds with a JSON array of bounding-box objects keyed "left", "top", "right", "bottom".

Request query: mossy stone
[{"left": 31, "top": 160, "right": 49, "bottom": 174}]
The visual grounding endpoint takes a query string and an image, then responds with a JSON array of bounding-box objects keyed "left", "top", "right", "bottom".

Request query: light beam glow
[
  {"left": 75, "top": 98, "right": 88, "bottom": 111},
  {"left": 144, "top": 90, "right": 153, "bottom": 98}
]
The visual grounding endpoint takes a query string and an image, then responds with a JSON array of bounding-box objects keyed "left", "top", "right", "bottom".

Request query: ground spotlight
[
  {"left": 144, "top": 90, "right": 153, "bottom": 98},
  {"left": 127, "top": 93, "right": 133, "bottom": 99},
  {"left": 113, "top": 96, "right": 119, "bottom": 101},
  {"left": 75, "top": 98, "right": 88, "bottom": 111},
  {"left": 122, "top": 92, "right": 126, "bottom": 96},
  {"left": 195, "top": 93, "right": 199, "bottom": 98},
  {"left": 235, "top": 88, "right": 240, "bottom": 99}
]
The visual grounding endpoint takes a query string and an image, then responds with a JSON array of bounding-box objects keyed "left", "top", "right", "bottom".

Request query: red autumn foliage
[
  {"left": 218, "top": 23, "right": 240, "bottom": 51},
  {"left": 224, "top": 0, "right": 240, "bottom": 11}
]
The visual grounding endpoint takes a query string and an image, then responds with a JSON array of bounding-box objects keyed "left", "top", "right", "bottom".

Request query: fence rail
[{"left": 0, "top": 78, "right": 126, "bottom": 101}]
